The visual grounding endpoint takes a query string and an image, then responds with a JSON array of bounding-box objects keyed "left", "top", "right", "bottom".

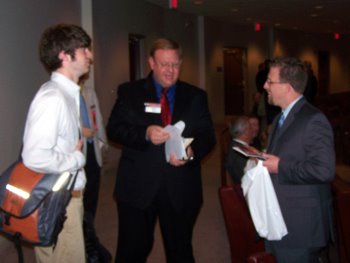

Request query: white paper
[{"left": 164, "top": 121, "right": 193, "bottom": 162}]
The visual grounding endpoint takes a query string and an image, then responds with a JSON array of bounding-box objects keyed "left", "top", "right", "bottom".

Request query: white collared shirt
[{"left": 22, "top": 72, "right": 86, "bottom": 190}]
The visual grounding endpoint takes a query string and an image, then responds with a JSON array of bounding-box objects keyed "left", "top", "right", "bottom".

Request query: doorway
[
  {"left": 129, "top": 34, "right": 145, "bottom": 81},
  {"left": 223, "top": 47, "right": 247, "bottom": 116}
]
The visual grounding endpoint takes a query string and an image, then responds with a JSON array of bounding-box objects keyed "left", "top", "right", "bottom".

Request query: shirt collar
[
  {"left": 152, "top": 76, "right": 176, "bottom": 101},
  {"left": 282, "top": 95, "right": 303, "bottom": 119},
  {"left": 51, "top": 72, "right": 80, "bottom": 98}
]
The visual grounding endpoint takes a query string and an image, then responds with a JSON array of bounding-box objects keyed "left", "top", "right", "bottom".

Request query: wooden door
[{"left": 223, "top": 48, "right": 246, "bottom": 115}]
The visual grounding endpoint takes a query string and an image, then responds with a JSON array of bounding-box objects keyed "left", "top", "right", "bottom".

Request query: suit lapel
[
  {"left": 267, "top": 114, "right": 281, "bottom": 152},
  {"left": 142, "top": 75, "right": 163, "bottom": 125},
  {"left": 280, "top": 98, "right": 306, "bottom": 136},
  {"left": 172, "top": 82, "right": 187, "bottom": 123},
  {"left": 143, "top": 75, "right": 158, "bottom": 102},
  {"left": 267, "top": 98, "right": 307, "bottom": 153}
]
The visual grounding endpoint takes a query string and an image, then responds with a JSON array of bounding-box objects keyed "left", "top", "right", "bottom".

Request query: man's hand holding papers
[{"left": 164, "top": 121, "right": 194, "bottom": 165}]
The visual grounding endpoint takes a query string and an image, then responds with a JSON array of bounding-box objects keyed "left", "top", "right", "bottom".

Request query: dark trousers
[
  {"left": 265, "top": 240, "right": 321, "bottom": 263},
  {"left": 115, "top": 186, "right": 200, "bottom": 263},
  {"left": 83, "top": 142, "right": 101, "bottom": 219},
  {"left": 83, "top": 142, "right": 112, "bottom": 263}
]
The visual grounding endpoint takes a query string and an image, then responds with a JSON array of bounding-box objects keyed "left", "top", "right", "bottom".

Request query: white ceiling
[{"left": 145, "top": 0, "right": 350, "bottom": 35}]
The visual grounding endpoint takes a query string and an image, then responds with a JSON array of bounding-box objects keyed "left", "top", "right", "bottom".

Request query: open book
[{"left": 233, "top": 145, "right": 266, "bottom": 160}]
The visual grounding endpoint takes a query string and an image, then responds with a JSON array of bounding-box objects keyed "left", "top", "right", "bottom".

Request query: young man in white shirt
[{"left": 22, "top": 23, "right": 93, "bottom": 263}]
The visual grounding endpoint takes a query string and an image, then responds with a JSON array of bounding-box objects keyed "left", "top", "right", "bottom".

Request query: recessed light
[
  {"left": 311, "top": 13, "right": 318, "bottom": 18},
  {"left": 194, "top": 0, "right": 203, "bottom": 5},
  {"left": 231, "top": 8, "right": 238, "bottom": 12},
  {"left": 314, "top": 5, "right": 323, "bottom": 9}
]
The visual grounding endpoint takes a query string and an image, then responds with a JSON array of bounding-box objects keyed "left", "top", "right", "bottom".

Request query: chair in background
[
  {"left": 218, "top": 126, "right": 276, "bottom": 263},
  {"left": 219, "top": 184, "right": 276, "bottom": 263},
  {"left": 220, "top": 126, "right": 232, "bottom": 186}
]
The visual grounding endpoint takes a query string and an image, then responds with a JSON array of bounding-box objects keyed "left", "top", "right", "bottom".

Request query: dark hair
[
  {"left": 269, "top": 57, "right": 308, "bottom": 93},
  {"left": 39, "top": 24, "right": 91, "bottom": 72},
  {"left": 149, "top": 38, "right": 182, "bottom": 59}
]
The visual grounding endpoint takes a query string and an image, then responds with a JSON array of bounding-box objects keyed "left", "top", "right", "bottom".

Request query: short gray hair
[{"left": 229, "top": 116, "right": 250, "bottom": 139}]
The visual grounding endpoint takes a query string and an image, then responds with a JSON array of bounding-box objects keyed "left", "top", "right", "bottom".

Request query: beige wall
[{"left": 0, "top": 0, "right": 82, "bottom": 172}]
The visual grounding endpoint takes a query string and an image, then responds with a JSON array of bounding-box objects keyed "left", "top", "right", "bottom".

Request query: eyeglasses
[
  {"left": 265, "top": 79, "right": 287, "bottom": 85},
  {"left": 155, "top": 61, "right": 182, "bottom": 70}
]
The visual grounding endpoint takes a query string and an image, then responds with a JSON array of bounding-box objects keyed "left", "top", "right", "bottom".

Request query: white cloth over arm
[{"left": 241, "top": 160, "right": 288, "bottom": 240}]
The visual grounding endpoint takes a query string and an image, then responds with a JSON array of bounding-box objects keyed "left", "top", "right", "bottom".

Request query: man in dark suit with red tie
[
  {"left": 107, "top": 38, "right": 216, "bottom": 263},
  {"left": 262, "top": 57, "right": 335, "bottom": 263}
]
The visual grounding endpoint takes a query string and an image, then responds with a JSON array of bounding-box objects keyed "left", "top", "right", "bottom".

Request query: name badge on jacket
[{"left": 144, "top": 102, "right": 161, "bottom": 114}]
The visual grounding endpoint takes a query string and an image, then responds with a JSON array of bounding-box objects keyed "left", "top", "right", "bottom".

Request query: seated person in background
[
  {"left": 225, "top": 116, "right": 255, "bottom": 184},
  {"left": 248, "top": 114, "right": 263, "bottom": 150}
]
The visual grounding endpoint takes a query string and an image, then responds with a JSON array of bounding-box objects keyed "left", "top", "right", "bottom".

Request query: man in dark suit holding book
[{"left": 262, "top": 57, "right": 335, "bottom": 263}]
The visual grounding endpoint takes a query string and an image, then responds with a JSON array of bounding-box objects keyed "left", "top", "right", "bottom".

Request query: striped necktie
[
  {"left": 278, "top": 114, "right": 285, "bottom": 128},
  {"left": 160, "top": 88, "right": 171, "bottom": 126}
]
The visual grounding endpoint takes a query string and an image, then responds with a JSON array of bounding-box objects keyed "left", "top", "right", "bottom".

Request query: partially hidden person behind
[
  {"left": 79, "top": 74, "right": 112, "bottom": 263},
  {"left": 225, "top": 116, "right": 255, "bottom": 184},
  {"left": 262, "top": 57, "right": 335, "bottom": 263},
  {"left": 247, "top": 114, "right": 263, "bottom": 150},
  {"left": 107, "top": 38, "right": 216, "bottom": 263},
  {"left": 21, "top": 24, "right": 93, "bottom": 263}
]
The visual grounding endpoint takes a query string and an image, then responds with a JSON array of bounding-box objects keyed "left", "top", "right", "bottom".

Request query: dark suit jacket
[
  {"left": 267, "top": 97, "right": 335, "bottom": 248},
  {"left": 106, "top": 74, "right": 216, "bottom": 211},
  {"left": 225, "top": 140, "right": 249, "bottom": 184}
]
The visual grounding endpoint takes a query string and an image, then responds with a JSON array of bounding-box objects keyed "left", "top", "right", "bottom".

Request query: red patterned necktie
[{"left": 161, "top": 88, "right": 171, "bottom": 126}]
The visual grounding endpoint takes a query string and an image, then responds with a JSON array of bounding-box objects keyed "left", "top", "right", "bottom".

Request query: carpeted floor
[{"left": 0, "top": 130, "right": 231, "bottom": 263}]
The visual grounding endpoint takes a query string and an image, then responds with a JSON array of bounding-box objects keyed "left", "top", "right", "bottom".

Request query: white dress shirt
[{"left": 22, "top": 72, "right": 86, "bottom": 190}]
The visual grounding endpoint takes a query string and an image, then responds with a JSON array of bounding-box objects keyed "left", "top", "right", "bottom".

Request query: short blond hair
[{"left": 149, "top": 38, "right": 182, "bottom": 59}]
